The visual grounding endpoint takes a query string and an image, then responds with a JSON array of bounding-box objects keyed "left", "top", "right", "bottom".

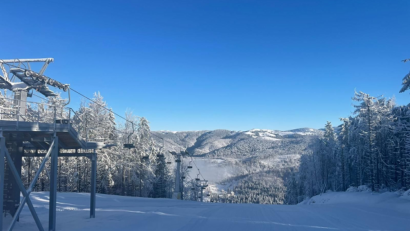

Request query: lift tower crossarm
[
  {"left": 0, "top": 58, "right": 54, "bottom": 75},
  {"left": 0, "top": 58, "right": 54, "bottom": 63}
]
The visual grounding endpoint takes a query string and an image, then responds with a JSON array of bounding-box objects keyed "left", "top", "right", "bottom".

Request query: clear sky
[{"left": 1, "top": 0, "right": 409, "bottom": 131}]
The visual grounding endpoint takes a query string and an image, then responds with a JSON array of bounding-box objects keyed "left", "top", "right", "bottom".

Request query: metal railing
[
  {"left": 0, "top": 97, "right": 83, "bottom": 139},
  {"left": 0, "top": 97, "right": 79, "bottom": 122},
  {"left": 0, "top": 97, "right": 117, "bottom": 145}
]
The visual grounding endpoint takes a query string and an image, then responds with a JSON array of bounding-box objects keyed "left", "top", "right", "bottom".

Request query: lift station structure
[{"left": 0, "top": 58, "right": 104, "bottom": 231}]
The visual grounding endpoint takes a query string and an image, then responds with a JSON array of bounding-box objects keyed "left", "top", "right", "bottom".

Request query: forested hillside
[
  {"left": 286, "top": 71, "right": 410, "bottom": 204},
  {"left": 152, "top": 129, "right": 320, "bottom": 204}
]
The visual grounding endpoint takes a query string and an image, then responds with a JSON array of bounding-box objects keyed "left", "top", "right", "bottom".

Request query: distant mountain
[
  {"left": 152, "top": 128, "right": 322, "bottom": 156},
  {"left": 151, "top": 128, "right": 323, "bottom": 204}
]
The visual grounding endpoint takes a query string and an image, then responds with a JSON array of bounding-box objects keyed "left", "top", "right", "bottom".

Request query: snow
[
  {"left": 259, "top": 154, "right": 301, "bottom": 168},
  {"left": 260, "top": 136, "right": 281, "bottom": 141},
  {"left": 401, "top": 189, "right": 410, "bottom": 201},
  {"left": 157, "top": 130, "right": 178, "bottom": 134},
  {"left": 194, "top": 138, "right": 232, "bottom": 154},
  {"left": 244, "top": 129, "right": 281, "bottom": 140},
  {"left": 242, "top": 128, "right": 322, "bottom": 140},
  {"left": 185, "top": 158, "right": 238, "bottom": 183},
  {"left": 5, "top": 191, "right": 410, "bottom": 231}
]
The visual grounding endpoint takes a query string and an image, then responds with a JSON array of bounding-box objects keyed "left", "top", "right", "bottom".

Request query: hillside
[
  {"left": 151, "top": 128, "right": 322, "bottom": 203},
  {"left": 7, "top": 190, "right": 410, "bottom": 231}
]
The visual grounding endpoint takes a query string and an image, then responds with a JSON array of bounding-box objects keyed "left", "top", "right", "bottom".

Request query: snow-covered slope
[
  {"left": 152, "top": 128, "right": 322, "bottom": 156},
  {"left": 153, "top": 128, "right": 321, "bottom": 202},
  {"left": 6, "top": 191, "right": 410, "bottom": 231}
]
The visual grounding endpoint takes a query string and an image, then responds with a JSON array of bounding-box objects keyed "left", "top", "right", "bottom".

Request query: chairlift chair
[
  {"left": 166, "top": 161, "right": 172, "bottom": 164},
  {"left": 124, "top": 144, "right": 135, "bottom": 149},
  {"left": 124, "top": 121, "right": 135, "bottom": 149},
  {"left": 187, "top": 166, "right": 193, "bottom": 169},
  {"left": 141, "top": 156, "right": 149, "bottom": 161}
]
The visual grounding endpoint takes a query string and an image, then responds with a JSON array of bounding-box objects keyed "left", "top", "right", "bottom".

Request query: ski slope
[{"left": 4, "top": 190, "right": 410, "bottom": 231}]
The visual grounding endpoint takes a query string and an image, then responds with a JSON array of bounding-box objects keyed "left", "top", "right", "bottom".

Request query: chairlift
[
  {"left": 187, "top": 166, "right": 193, "bottom": 169},
  {"left": 123, "top": 121, "right": 135, "bottom": 149},
  {"left": 124, "top": 144, "right": 135, "bottom": 149},
  {"left": 62, "top": 119, "right": 69, "bottom": 124},
  {"left": 195, "top": 178, "right": 200, "bottom": 181},
  {"left": 181, "top": 176, "right": 186, "bottom": 179},
  {"left": 166, "top": 161, "right": 172, "bottom": 164},
  {"left": 141, "top": 156, "right": 149, "bottom": 161}
]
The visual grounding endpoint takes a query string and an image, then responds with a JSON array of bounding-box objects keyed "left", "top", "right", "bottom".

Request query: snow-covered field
[
  {"left": 185, "top": 158, "right": 239, "bottom": 182},
  {"left": 4, "top": 190, "right": 410, "bottom": 231}
]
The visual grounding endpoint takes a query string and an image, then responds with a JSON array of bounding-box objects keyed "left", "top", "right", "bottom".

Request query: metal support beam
[
  {"left": 90, "top": 152, "right": 96, "bottom": 218},
  {"left": 0, "top": 58, "right": 54, "bottom": 64},
  {"left": 172, "top": 154, "right": 181, "bottom": 200},
  {"left": 13, "top": 90, "right": 27, "bottom": 121},
  {"left": 0, "top": 63, "right": 8, "bottom": 80},
  {"left": 0, "top": 135, "right": 5, "bottom": 230},
  {"left": 49, "top": 136, "right": 58, "bottom": 231},
  {"left": 4, "top": 136, "right": 23, "bottom": 219},
  {"left": 3, "top": 147, "right": 44, "bottom": 231},
  {"left": 22, "top": 152, "right": 93, "bottom": 158},
  {"left": 7, "top": 140, "right": 54, "bottom": 231},
  {"left": 200, "top": 187, "right": 204, "bottom": 203}
]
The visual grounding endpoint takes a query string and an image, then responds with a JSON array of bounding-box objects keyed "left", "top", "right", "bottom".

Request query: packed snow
[
  {"left": 4, "top": 190, "right": 410, "bottom": 231},
  {"left": 184, "top": 158, "right": 239, "bottom": 183}
]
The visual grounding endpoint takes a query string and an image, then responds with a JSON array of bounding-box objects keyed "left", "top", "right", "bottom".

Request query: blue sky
[{"left": 1, "top": 0, "right": 410, "bottom": 131}]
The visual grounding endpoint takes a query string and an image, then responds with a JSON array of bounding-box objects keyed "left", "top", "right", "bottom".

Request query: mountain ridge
[
  {"left": 152, "top": 128, "right": 323, "bottom": 156},
  {"left": 151, "top": 128, "right": 323, "bottom": 204}
]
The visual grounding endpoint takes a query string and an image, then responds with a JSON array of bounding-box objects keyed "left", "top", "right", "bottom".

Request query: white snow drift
[{"left": 4, "top": 190, "right": 410, "bottom": 231}]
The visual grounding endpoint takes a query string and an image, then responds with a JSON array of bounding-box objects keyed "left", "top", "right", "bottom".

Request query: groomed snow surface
[{"left": 4, "top": 189, "right": 410, "bottom": 231}]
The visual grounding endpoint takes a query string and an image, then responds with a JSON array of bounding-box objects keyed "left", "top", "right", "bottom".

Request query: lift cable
[
  {"left": 32, "top": 93, "right": 48, "bottom": 101},
  {"left": 70, "top": 87, "right": 138, "bottom": 124},
  {"left": 190, "top": 156, "right": 206, "bottom": 181}
]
